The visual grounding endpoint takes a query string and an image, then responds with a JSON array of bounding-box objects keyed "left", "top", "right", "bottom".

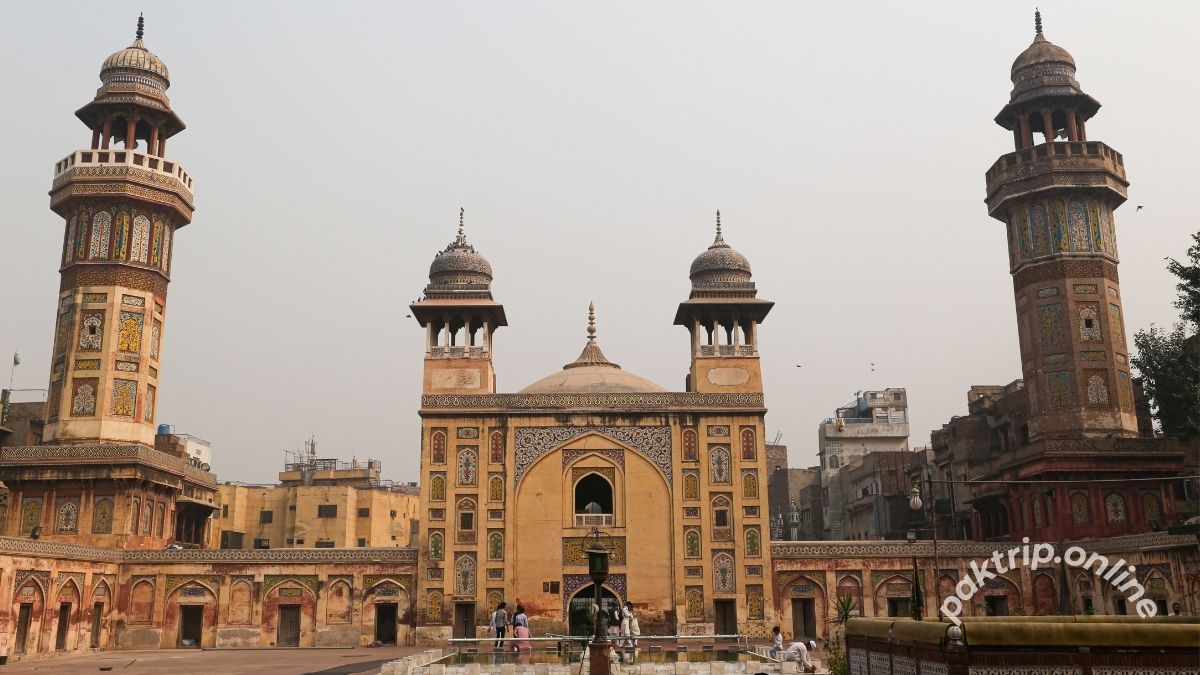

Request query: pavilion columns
[
  {"left": 101, "top": 119, "right": 112, "bottom": 149},
  {"left": 125, "top": 118, "right": 137, "bottom": 150},
  {"left": 1018, "top": 115, "right": 1032, "bottom": 149},
  {"left": 1041, "top": 109, "right": 1055, "bottom": 143},
  {"left": 1065, "top": 111, "right": 1079, "bottom": 142},
  {"left": 148, "top": 126, "right": 160, "bottom": 157}
]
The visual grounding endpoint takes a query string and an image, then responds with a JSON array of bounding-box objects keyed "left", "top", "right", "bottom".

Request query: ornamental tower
[
  {"left": 44, "top": 15, "right": 195, "bottom": 446},
  {"left": 410, "top": 209, "right": 507, "bottom": 395},
  {"left": 675, "top": 211, "right": 773, "bottom": 393},
  {"left": 984, "top": 11, "right": 1137, "bottom": 440},
  {"left": 0, "top": 17, "right": 215, "bottom": 551}
]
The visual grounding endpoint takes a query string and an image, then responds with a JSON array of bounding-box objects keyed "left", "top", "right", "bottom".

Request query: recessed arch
[{"left": 574, "top": 473, "right": 614, "bottom": 514}]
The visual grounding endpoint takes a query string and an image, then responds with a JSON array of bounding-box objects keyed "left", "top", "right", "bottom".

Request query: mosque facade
[
  {"left": 0, "top": 12, "right": 1196, "bottom": 665},
  {"left": 409, "top": 210, "right": 777, "bottom": 640}
]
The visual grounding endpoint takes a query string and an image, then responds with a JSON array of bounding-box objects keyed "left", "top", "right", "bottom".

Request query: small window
[
  {"left": 714, "top": 509, "right": 729, "bottom": 528},
  {"left": 542, "top": 581, "right": 561, "bottom": 594},
  {"left": 459, "top": 511, "right": 474, "bottom": 531},
  {"left": 253, "top": 538, "right": 269, "bottom": 549},
  {"left": 357, "top": 538, "right": 367, "bottom": 547},
  {"left": 893, "top": 392, "right": 902, "bottom": 400},
  {"left": 357, "top": 508, "right": 370, "bottom": 518},
  {"left": 295, "top": 538, "right": 305, "bottom": 545},
  {"left": 390, "top": 510, "right": 397, "bottom": 519},
  {"left": 315, "top": 540, "right": 335, "bottom": 548},
  {"left": 288, "top": 504, "right": 296, "bottom": 511},
  {"left": 260, "top": 510, "right": 273, "bottom": 524},
  {"left": 221, "top": 505, "right": 229, "bottom": 517},
  {"left": 318, "top": 504, "right": 337, "bottom": 518}
]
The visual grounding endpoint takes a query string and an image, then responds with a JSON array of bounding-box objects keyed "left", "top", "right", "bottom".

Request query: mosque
[{"left": 0, "top": 12, "right": 1195, "bottom": 662}]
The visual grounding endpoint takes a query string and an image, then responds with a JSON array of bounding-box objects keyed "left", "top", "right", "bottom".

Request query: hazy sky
[{"left": 2, "top": 2, "right": 1197, "bottom": 484}]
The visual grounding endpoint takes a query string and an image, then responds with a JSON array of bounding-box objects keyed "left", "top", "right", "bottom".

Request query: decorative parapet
[
  {"left": 0, "top": 536, "right": 124, "bottom": 563},
  {"left": 771, "top": 531, "right": 1197, "bottom": 561},
  {"left": 49, "top": 150, "right": 195, "bottom": 223},
  {"left": 123, "top": 547, "right": 419, "bottom": 564},
  {"left": 421, "top": 392, "right": 765, "bottom": 413},
  {"left": 984, "top": 141, "right": 1127, "bottom": 216},
  {"left": 0, "top": 444, "right": 216, "bottom": 488}
]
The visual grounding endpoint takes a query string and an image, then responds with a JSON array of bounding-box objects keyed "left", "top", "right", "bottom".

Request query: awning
[{"left": 176, "top": 495, "right": 219, "bottom": 510}]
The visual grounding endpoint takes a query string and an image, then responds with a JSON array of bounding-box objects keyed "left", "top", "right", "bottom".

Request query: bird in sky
[{"left": 1136, "top": 205, "right": 1144, "bottom": 211}]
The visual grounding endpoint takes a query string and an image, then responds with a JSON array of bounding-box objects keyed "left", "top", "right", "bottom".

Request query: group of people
[
  {"left": 490, "top": 602, "right": 532, "bottom": 652},
  {"left": 770, "top": 626, "right": 818, "bottom": 673},
  {"left": 598, "top": 601, "right": 641, "bottom": 648}
]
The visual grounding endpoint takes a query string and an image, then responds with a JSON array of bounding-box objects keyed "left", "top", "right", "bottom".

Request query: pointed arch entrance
[{"left": 567, "top": 584, "right": 621, "bottom": 638}]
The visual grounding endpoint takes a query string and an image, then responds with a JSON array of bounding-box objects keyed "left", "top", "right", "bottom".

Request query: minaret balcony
[
  {"left": 50, "top": 148, "right": 194, "bottom": 218},
  {"left": 697, "top": 344, "right": 757, "bottom": 357},
  {"left": 429, "top": 346, "right": 487, "bottom": 359},
  {"left": 984, "top": 141, "right": 1127, "bottom": 217}
]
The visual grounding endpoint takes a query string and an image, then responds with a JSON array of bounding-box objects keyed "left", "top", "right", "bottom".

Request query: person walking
[
  {"left": 768, "top": 626, "right": 783, "bottom": 659},
  {"left": 607, "top": 604, "right": 623, "bottom": 642},
  {"left": 511, "top": 605, "right": 529, "bottom": 651},
  {"left": 491, "top": 602, "right": 508, "bottom": 649},
  {"left": 624, "top": 601, "right": 639, "bottom": 649}
]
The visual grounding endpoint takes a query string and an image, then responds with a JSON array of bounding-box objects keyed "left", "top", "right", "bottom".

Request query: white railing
[
  {"left": 53, "top": 149, "right": 194, "bottom": 194},
  {"left": 429, "top": 346, "right": 487, "bottom": 359},
  {"left": 697, "top": 345, "right": 757, "bottom": 357},
  {"left": 574, "top": 514, "right": 614, "bottom": 527}
]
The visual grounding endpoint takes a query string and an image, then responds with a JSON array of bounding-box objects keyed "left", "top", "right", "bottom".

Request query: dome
[
  {"left": 518, "top": 366, "right": 666, "bottom": 394},
  {"left": 689, "top": 210, "right": 752, "bottom": 285},
  {"left": 427, "top": 209, "right": 493, "bottom": 285},
  {"left": 518, "top": 303, "right": 665, "bottom": 394},
  {"left": 1010, "top": 33, "right": 1075, "bottom": 79},
  {"left": 100, "top": 16, "right": 170, "bottom": 89}
]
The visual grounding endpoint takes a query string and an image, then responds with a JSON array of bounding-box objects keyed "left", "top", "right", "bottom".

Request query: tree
[
  {"left": 1131, "top": 231, "right": 1200, "bottom": 438},
  {"left": 1167, "top": 232, "right": 1200, "bottom": 327}
]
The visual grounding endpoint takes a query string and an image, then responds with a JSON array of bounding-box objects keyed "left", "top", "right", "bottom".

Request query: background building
[
  {"left": 818, "top": 388, "right": 910, "bottom": 539},
  {"left": 217, "top": 440, "right": 419, "bottom": 550}
]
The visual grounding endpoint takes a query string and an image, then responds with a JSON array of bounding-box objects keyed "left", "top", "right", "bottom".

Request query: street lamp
[
  {"left": 908, "top": 485, "right": 942, "bottom": 618},
  {"left": 584, "top": 527, "right": 611, "bottom": 674}
]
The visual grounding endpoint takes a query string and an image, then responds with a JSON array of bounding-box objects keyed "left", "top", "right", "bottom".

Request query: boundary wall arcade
[{"left": 0, "top": 532, "right": 1196, "bottom": 662}]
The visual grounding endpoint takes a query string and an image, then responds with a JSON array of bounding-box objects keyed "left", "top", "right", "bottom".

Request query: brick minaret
[
  {"left": 43, "top": 15, "right": 195, "bottom": 446},
  {"left": 984, "top": 11, "right": 1137, "bottom": 441}
]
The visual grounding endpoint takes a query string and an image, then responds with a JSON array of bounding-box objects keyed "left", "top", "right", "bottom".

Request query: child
[{"left": 769, "top": 626, "right": 783, "bottom": 658}]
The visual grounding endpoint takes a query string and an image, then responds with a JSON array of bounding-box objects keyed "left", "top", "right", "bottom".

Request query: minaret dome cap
[
  {"left": 688, "top": 210, "right": 753, "bottom": 284},
  {"left": 100, "top": 14, "right": 171, "bottom": 89}
]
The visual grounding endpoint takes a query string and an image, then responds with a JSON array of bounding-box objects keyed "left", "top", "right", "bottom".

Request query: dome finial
[
  {"left": 714, "top": 209, "right": 727, "bottom": 246},
  {"left": 136, "top": 13, "right": 145, "bottom": 41},
  {"left": 1034, "top": 8, "right": 1042, "bottom": 36},
  {"left": 456, "top": 207, "right": 467, "bottom": 245},
  {"left": 587, "top": 301, "right": 597, "bottom": 341}
]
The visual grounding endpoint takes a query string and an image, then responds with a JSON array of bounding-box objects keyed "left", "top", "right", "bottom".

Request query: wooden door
[
  {"left": 90, "top": 602, "right": 103, "bottom": 648},
  {"left": 14, "top": 604, "right": 32, "bottom": 654},
  {"left": 277, "top": 605, "right": 301, "bottom": 647},
  {"left": 714, "top": 600, "right": 736, "bottom": 636},
  {"left": 55, "top": 603, "right": 71, "bottom": 650}
]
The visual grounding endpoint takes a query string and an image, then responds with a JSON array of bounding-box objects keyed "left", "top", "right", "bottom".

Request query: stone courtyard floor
[{"left": 1, "top": 645, "right": 425, "bottom": 674}]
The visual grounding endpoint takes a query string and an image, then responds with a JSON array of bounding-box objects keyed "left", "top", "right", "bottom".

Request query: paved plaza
[{"left": 0, "top": 646, "right": 423, "bottom": 675}]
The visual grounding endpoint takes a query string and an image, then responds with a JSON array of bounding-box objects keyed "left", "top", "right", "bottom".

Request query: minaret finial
[
  {"left": 136, "top": 13, "right": 145, "bottom": 41},
  {"left": 456, "top": 207, "right": 466, "bottom": 244},
  {"left": 587, "top": 302, "right": 597, "bottom": 341},
  {"left": 712, "top": 209, "right": 728, "bottom": 246},
  {"left": 1034, "top": 8, "right": 1042, "bottom": 36}
]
